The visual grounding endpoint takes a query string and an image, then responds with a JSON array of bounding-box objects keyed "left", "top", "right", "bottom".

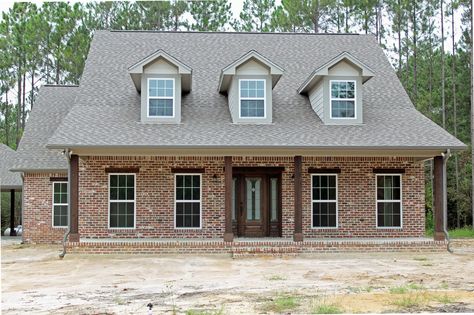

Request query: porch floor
[{"left": 68, "top": 237, "right": 447, "bottom": 255}]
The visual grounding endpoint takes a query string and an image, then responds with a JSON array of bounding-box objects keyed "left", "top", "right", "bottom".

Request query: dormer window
[
  {"left": 330, "top": 80, "right": 356, "bottom": 119},
  {"left": 128, "top": 49, "right": 192, "bottom": 124},
  {"left": 218, "top": 50, "right": 284, "bottom": 124},
  {"left": 148, "top": 78, "right": 175, "bottom": 117},
  {"left": 239, "top": 79, "right": 266, "bottom": 118},
  {"left": 298, "top": 51, "right": 374, "bottom": 125}
]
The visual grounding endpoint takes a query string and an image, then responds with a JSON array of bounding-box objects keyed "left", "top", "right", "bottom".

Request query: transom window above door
[
  {"left": 239, "top": 79, "right": 265, "bottom": 118},
  {"left": 330, "top": 80, "right": 356, "bottom": 119},
  {"left": 148, "top": 78, "right": 174, "bottom": 117}
]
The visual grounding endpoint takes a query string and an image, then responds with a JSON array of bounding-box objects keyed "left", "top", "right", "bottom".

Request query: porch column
[
  {"left": 69, "top": 154, "right": 79, "bottom": 242},
  {"left": 433, "top": 156, "right": 445, "bottom": 241},
  {"left": 224, "top": 156, "right": 234, "bottom": 242},
  {"left": 9, "top": 189, "right": 16, "bottom": 236},
  {"left": 294, "top": 155, "right": 303, "bottom": 242}
]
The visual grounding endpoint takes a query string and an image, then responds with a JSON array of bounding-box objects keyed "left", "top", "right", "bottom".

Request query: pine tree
[{"left": 188, "top": 0, "right": 232, "bottom": 31}]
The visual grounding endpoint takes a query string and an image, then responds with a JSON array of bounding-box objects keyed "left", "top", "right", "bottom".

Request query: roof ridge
[
  {"left": 107, "top": 30, "right": 361, "bottom": 36},
  {"left": 43, "top": 84, "right": 79, "bottom": 88}
]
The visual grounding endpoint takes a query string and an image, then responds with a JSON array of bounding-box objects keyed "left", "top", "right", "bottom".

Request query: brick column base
[
  {"left": 293, "top": 233, "right": 303, "bottom": 242},
  {"left": 69, "top": 233, "right": 80, "bottom": 242},
  {"left": 434, "top": 231, "right": 445, "bottom": 241},
  {"left": 223, "top": 232, "right": 234, "bottom": 242}
]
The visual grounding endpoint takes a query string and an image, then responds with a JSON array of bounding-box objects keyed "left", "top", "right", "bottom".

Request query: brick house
[{"left": 11, "top": 31, "right": 465, "bottom": 254}]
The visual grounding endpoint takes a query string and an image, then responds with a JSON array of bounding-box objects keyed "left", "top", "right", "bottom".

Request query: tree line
[{"left": 0, "top": 0, "right": 472, "bottom": 229}]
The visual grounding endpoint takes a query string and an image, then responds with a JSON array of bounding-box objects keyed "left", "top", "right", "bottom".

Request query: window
[
  {"left": 109, "top": 174, "right": 135, "bottom": 228},
  {"left": 376, "top": 175, "right": 402, "bottom": 228},
  {"left": 148, "top": 78, "right": 174, "bottom": 117},
  {"left": 239, "top": 79, "right": 265, "bottom": 118},
  {"left": 175, "top": 174, "right": 201, "bottom": 228},
  {"left": 311, "top": 174, "right": 338, "bottom": 228},
  {"left": 52, "top": 182, "right": 68, "bottom": 227},
  {"left": 330, "top": 80, "right": 356, "bottom": 118}
]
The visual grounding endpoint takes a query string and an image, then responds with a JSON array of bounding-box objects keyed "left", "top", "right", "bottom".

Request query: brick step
[{"left": 231, "top": 246, "right": 300, "bottom": 258}]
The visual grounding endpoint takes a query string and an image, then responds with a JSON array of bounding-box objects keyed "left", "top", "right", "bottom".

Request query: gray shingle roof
[
  {"left": 12, "top": 85, "right": 78, "bottom": 172},
  {"left": 47, "top": 31, "right": 465, "bottom": 151},
  {"left": 0, "top": 144, "right": 22, "bottom": 190}
]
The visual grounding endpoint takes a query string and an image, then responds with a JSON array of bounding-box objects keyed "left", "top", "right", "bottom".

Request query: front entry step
[{"left": 231, "top": 246, "right": 299, "bottom": 258}]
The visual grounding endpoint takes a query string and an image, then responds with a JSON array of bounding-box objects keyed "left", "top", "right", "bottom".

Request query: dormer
[
  {"left": 218, "top": 50, "right": 284, "bottom": 124},
  {"left": 129, "top": 50, "right": 192, "bottom": 123},
  {"left": 298, "top": 52, "right": 374, "bottom": 125}
]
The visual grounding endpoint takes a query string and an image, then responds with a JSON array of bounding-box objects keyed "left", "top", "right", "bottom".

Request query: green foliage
[
  {"left": 262, "top": 294, "right": 299, "bottom": 312},
  {"left": 313, "top": 303, "right": 343, "bottom": 314},
  {"left": 233, "top": 0, "right": 275, "bottom": 32},
  {"left": 448, "top": 226, "right": 474, "bottom": 238},
  {"left": 188, "top": 0, "right": 232, "bottom": 31}
]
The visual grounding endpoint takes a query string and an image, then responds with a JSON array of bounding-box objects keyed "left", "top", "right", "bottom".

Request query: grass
[
  {"left": 185, "top": 309, "right": 224, "bottom": 315},
  {"left": 347, "top": 286, "right": 374, "bottom": 293},
  {"left": 392, "top": 294, "right": 423, "bottom": 308},
  {"left": 449, "top": 227, "right": 474, "bottom": 238},
  {"left": 426, "top": 226, "right": 474, "bottom": 238},
  {"left": 413, "top": 256, "right": 428, "bottom": 261},
  {"left": 313, "top": 303, "right": 343, "bottom": 314},
  {"left": 389, "top": 286, "right": 408, "bottom": 294},
  {"left": 267, "top": 275, "right": 286, "bottom": 281},
  {"left": 434, "top": 293, "right": 456, "bottom": 304},
  {"left": 389, "top": 283, "right": 424, "bottom": 294},
  {"left": 439, "top": 281, "right": 449, "bottom": 290},
  {"left": 262, "top": 294, "right": 299, "bottom": 313}
]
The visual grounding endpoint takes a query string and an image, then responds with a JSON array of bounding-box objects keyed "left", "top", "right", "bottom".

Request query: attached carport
[{"left": 0, "top": 144, "right": 22, "bottom": 236}]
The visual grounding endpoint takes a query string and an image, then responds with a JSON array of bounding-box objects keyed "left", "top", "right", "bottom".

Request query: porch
[
  {"left": 67, "top": 237, "right": 447, "bottom": 256},
  {"left": 59, "top": 154, "right": 448, "bottom": 245}
]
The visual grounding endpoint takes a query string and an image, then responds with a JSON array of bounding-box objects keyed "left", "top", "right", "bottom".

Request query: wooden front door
[{"left": 232, "top": 169, "right": 282, "bottom": 237}]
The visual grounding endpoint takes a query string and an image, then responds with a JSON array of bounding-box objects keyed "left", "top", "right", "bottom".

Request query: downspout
[
  {"left": 59, "top": 149, "right": 72, "bottom": 259},
  {"left": 441, "top": 149, "right": 453, "bottom": 253},
  {"left": 20, "top": 173, "right": 24, "bottom": 244}
]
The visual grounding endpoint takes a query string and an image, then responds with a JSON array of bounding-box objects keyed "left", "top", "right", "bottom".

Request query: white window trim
[
  {"left": 375, "top": 174, "right": 403, "bottom": 229},
  {"left": 310, "top": 174, "right": 339, "bottom": 229},
  {"left": 329, "top": 79, "right": 357, "bottom": 120},
  {"left": 147, "top": 77, "right": 175, "bottom": 118},
  {"left": 52, "top": 181, "right": 68, "bottom": 228},
  {"left": 108, "top": 173, "right": 137, "bottom": 229},
  {"left": 174, "top": 173, "right": 203, "bottom": 230},
  {"left": 238, "top": 79, "right": 266, "bottom": 119}
]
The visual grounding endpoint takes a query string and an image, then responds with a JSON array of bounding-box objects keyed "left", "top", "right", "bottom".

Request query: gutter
[
  {"left": 59, "top": 149, "right": 72, "bottom": 259},
  {"left": 442, "top": 149, "right": 453, "bottom": 253}
]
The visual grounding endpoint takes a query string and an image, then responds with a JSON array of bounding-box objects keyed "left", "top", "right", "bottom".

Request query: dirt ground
[{"left": 2, "top": 239, "right": 474, "bottom": 314}]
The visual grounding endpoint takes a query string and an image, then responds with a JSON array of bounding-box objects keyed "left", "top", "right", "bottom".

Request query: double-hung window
[
  {"left": 330, "top": 80, "right": 356, "bottom": 118},
  {"left": 148, "top": 78, "right": 174, "bottom": 117},
  {"left": 239, "top": 79, "right": 265, "bottom": 118},
  {"left": 311, "top": 174, "right": 338, "bottom": 228},
  {"left": 175, "top": 174, "right": 201, "bottom": 228},
  {"left": 109, "top": 174, "right": 136, "bottom": 228},
  {"left": 376, "top": 175, "right": 402, "bottom": 228},
  {"left": 52, "top": 182, "right": 68, "bottom": 227}
]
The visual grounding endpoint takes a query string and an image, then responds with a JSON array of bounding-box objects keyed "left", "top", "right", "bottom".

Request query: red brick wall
[
  {"left": 76, "top": 156, "right": 424, "bottom": 240},
  {"left": 23, "top": 172, "right": 68, "bottom": 244},
  {"left": 302, "top": 157, "right": 425, "bottom": 238}
]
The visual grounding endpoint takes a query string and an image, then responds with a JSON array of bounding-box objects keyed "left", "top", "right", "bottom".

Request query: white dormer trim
[
  {"left": 128, "top": 49, "right": 192, "bottom": 92},
  {"left": 218, "top": 50, "right": 284, "bottom": 93},
  {"left": 297, "top": 51, "right": 374, "bottom": 94}
]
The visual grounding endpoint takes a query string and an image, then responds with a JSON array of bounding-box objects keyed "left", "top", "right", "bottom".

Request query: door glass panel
[
  {"left": 270, "top": 178, "right": 278, "bottom": 221},
  {"left": 232, "top": 178, "right": 237, "bottom": 221},
  {"left": 246, "top": 177, "right": 261, "bottom": 221}
]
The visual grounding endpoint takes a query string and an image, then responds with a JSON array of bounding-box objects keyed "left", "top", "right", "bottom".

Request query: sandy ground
[{"left": 2, "top": 238, "right": 474, "bottom": 314}]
